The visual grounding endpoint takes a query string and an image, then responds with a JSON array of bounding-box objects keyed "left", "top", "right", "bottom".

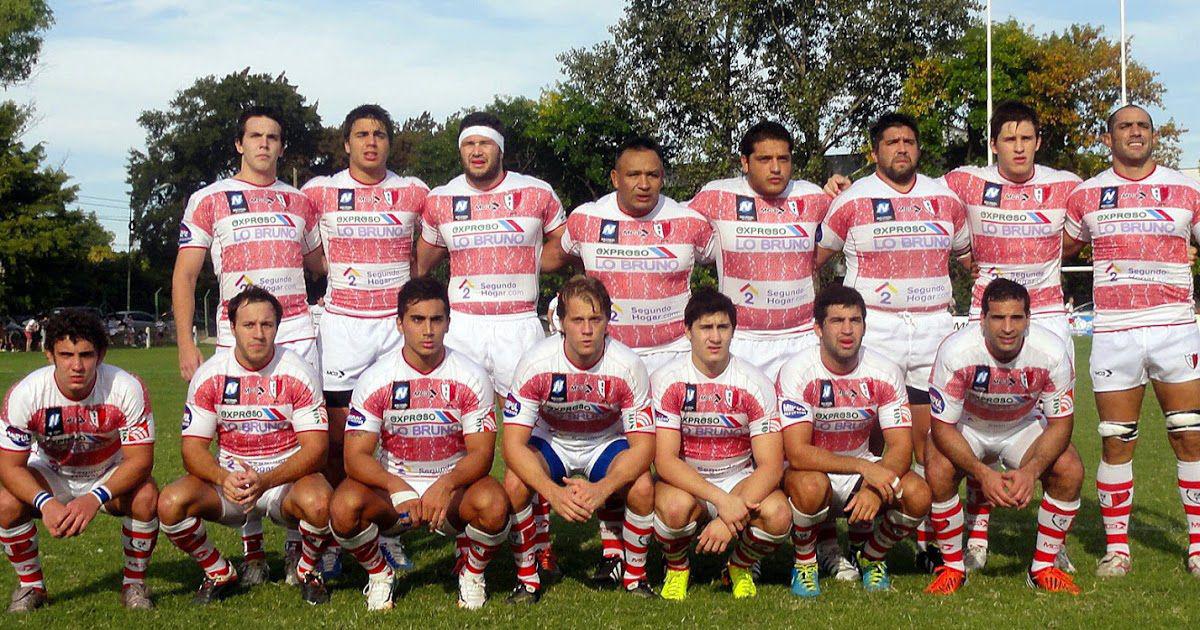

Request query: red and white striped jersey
[
  {"left": 179, "top": 178, "right": 320, "bottom": 346},
  {"left": 348, "top": 348, "right": 494, "bottom": 479},
  {"left": 183, "top": 348, "right": 327, "bottom": 473},
  {"left": 303, "top": 170, "right": 429, "bottom": 318},
  {"left": 651, "top": 355, "right": 779, "bottom": 479},
  {"left": 688, "top": 177, "right": 830, "bottom": 337},
  {"left": 421, "top": 172, "right": 565, "bottom": 316},
  {"left": 941, "top": 165, "right": 1080, "bottom": 318},
  {"left": 818, "top": 173, "right": 969, "bottom": 313},
  {"left": 1065, "top": 166, "right": 1200, "bottom": 332},
  {"left": 504, "top": 335, "right": 653, "bottom": 446},
  {"left": 929, "top": 322, "right": 1074, "bottom": 432},
  {"left": 776, "top": 345, "right": 910, "bottom": 458},
  {"left": 561, "top": 192, "right": 715, "bottom": 349},
  {"left": 0, "top": 364, "right": 154, "bottom": 478}
]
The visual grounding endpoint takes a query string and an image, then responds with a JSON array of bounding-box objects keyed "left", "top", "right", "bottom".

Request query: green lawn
[{"left": 1, "top": 339, "right": 1198, "bottom": 627}]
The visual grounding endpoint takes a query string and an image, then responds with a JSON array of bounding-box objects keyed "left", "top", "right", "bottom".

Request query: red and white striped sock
[
  {"left": 863, "top": 509, "right": 921, "bottom": 561},
  {"left": 1097, "top": 460, "right": 1134, "bottom": 557},
  {"left": 463, "top": 524, "right": 508, "bottom": 575},
  {"left": 162, "top": 517, "right": 233, "bottom": 581},
  {"left": 0, "top": 522, "right": 44, "bottom": 591},
  {"left": 653, "top": 517, "right": 696, "bottom": 572},
  {"left": 621, "top": 509, "right": 653, "bottom": 588},
  {"left": 1176, "top": 459, "right": 1200, "bottom": 560},
  {"left": 241, "top": 519, "right": 265, "bottom": 563},
  {"left": 964, "top": 476, "right": 991, "bottom": 549},
  {"left": 295, "top": 520, "right": 332, "bottom": 579},
  {"left": 790, "top": 502, "right": 827, "bottom": 567},
  {"left": 1031, "top": 495, "right": 1079, "bottom": 572},
  {"left": 509, "top": 504, "right": 540, "bottom": 589},
  {"left": 598, "top": 503, "right": 624, "bottom": 560},
  {"left": 121, "top": 517, "right": 158, "bottom": 586},
  {"left": 730, "top": 526, "right": 787, "bottom": 569},
  {"left": 930, "top": 497, "right": 965, "bottom": 571},
  {"left": 849, "top": 518, "right": 873, "bottom": 550},
  {"left": 532, "top": 493, "right": 551, "bottom": 555},
  {"left": 334, "top": 524, "right": 392, "bottom": 578}
]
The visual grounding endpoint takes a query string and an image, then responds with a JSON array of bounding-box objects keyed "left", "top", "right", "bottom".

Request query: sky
[{"left": 5, "top": 0, "right": 1199, "bottom": 250}]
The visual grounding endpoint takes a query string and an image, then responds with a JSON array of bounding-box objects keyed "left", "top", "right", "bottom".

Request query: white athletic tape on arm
[
  {"left": 390, "top": 490, "right": 419, "bottom": 508},
  {"left": 458, "top": 125, "right": 504, "bottom": 153}
]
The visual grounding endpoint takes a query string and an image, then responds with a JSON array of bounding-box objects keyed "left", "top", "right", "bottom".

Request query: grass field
[{"left": 1, "top": 339, "right": 1198, "bottom": 628}]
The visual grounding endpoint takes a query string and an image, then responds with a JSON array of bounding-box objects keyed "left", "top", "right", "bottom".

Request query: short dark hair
[
  {"left": 342, "top": 104, "right": 394, "bottom": 142},
  {"left": 869, "top": 112, "right": 920, "bottom": 150},
  {"left": 615, "top": 135, "right": 666, "bottom": 167},
  {"left": 397, "top": 277, "right": 450, "bottom": 318},
  {"left": 227, "top": 286, "right": 283, "bottom": 326},
  {"left": 556, "top": 275, "right": 612, "bottom": 320},
  {"left": 980, "top": 278, "right": 1030, "bottom": 316},
  {"left": 237, "top": 106, "right": 284, "bottom": 143},
  {"left": 458, "top": 111, "right": 505, "bottom": 137},
  {"left": 739, "top": 121, "right": 793, "bottom": 157},
  {"left": 814, "top": 285, "right": 867, "bottom": 325},
  {"left": 990, "top": 100, "right": 1040, "bottom": 141},
  {"left": 684, "top": 288, "right": 737, "bottom": 329},
  {"left": 44, "top": 309, "right": 108, "bottom": 356},
  {"left": 1106, "top": 103, "right": 1154, "bottom": 134}
]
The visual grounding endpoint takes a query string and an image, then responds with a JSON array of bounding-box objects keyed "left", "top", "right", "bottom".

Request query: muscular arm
[
  {"left": 654, "top": 428, "right": 726, "bottom": 505},
  {"left": 501, "top": 423, "right": 562, "bottom": 499},
  {"left": 930, "top": 419, "right": 990, "bottom": 478},
  {"left": 877, "top": 426, "right": 914, "bottom": 477},
  {"left": 1018, "top": 415, "right": 1074, "bottom": 479},
  {"left": 736, "top": 432, "right": 784, "bottom": 505},
  {"left": 0, "top": 449, "right": 46, "bottom": 506},
  {"left": 784, "top": 423, "right": 882, "bottom": 476},
  {"left": 814, "top": 246, "right": 839, "bottom": 271},
  {"left": 438, "top": 431, "right": 495, "bottom": 490},
  {"left": 172, "top": 248, "right": 207, "bottom": 379},
  {"left": 181, "top": 436, "right": 231, "bottom": 485},
  {"left": 96, "top": 443, "right": 154, "bottom": 498},
  {"left": 1062, "top": 233, "right": 1087, "bottom": 260},
  {"left": 343, "top": 430, "right": 415, "bottom": 496},
  {"left": 303, "top": 245, "right": 327, "bottom": 279},
  {"left": 596, "top": 431, "right": 654, "bottom": 496},
  {"left": 540, "top": 225, "right": 578, "bottom": 273},
  {"left": 259, "top": 431, "right": 328, "bottom": 489},
  {"left": 414, "top": 239, "right": 448, "bottom": 278}
]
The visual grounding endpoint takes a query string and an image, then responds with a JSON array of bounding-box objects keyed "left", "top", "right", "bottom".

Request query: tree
[
  {"left": 126, "top": 69, "right": 327, "bottom": 285},
  {"left": 559, "top": 0, "right": 975, "bottom": 190},
  {"left": 902, "top": 19, "right": 1182, "bottom": 177},
  {"left": 0, "top": 0, "right": 53, "bottom": 88}
]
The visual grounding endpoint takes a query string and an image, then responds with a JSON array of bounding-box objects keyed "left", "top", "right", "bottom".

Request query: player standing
[
  {"left": 688, "top": 122, "right": 830, "bottom": 379},
  {"left": 0, "top": 309, "right": 159, "bottom": 612},
  {"left": 1063, "top": 104, "right": 1200, "bottom": 578},
  {"left": 923, "top": 279, "right": 1082, "bottom": 595},
  {"left": 157, "top": 287, "right": 334, "bottom": 605},
  {"left": 329, "top": 278, "right": 508, "bottom": 610},
  {"left": 779, "top": 285, "right": 930, "bottom": 596},
  {"left": 651, "top": 288, "right": 789, "bottom": 600}
]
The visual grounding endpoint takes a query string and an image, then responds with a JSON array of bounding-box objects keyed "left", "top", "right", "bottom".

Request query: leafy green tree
[{"left": 0, "top": 0, "right": 53, "bottom": 88}]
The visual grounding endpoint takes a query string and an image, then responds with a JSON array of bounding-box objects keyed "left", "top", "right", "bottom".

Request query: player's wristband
[
  {"left": 390, "top": 490, "right": 419, "bottom": 508},
  {"left": 33, "top": 491, "right": 53, "bottom": 511},
  {"left": 90, "top": 485, "right": 113, "bottom": 504}
]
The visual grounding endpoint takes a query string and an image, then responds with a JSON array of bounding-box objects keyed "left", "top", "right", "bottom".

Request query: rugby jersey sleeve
[
  {"left": 747, "top": 371, "right": 780, "bottom": 437},
  {"left": 775, "top": 360, "right": 815, "bottom": 429},
  {"left": 1064, "top": 187, "right": 1091, "bottom": 242},
  {"left": 948, "top": 195, "right": 971, "bottom": 257},
  {"left": 502, "top": 353, "right": 543, "bottom": 429},
  {"left": 1040, "top": 347, "right": 1077, "bottom": 420},
  {"left": 928, "top": 349, "right": 966, "bottom": 425},
  {"left": 178, "top": 191, "right": 214, "bottom": 250},
  {"left": 460, "top": 363, "right": 498, "bottom": 435},
  {"left": 0, "top": 382, "right": 33, "bottom": 452},
  {"left": 621, "top": 358, "right": 655, "bottom": 434},
  {"left": 182, "top": 366, "right": 219, "bottom": 440},
  {"left": 877, "top": 363, "right": 912, "bottom": 431},
  {"left": 289, "top": 361, "right": 328, "bottom": 433},
  {"left": 420, "top": 195, "right": 446, "bottom": 247},
  {"left": 542, "top": 186, "right": 567, "bottom": 234},
  {"left": 650, "top": 366, "right": 682, "bottom": 432},
  {"left": 118, "top": 373, "right": 156, "bottom": 446},
  {"left": 346, "top": 365, "right": 387, "bottom": 435},
  {"left": 817, "top": 195, "right": 850, "bottom": 251},
  {"left": 560, "top": 208, "right": 584, "bottom": 257},
  {"left": 295, "top": 192, "right": 322, "bottom": 255}
]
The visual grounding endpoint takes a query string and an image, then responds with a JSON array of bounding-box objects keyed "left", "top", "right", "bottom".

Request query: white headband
[{"left": 458, "top": 125, "right": 505, "bottom": 153}]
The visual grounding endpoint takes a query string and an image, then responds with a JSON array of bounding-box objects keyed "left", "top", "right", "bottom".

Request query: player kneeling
[
  {"left": 923, "top": 279, "right": 1082, "bottom": 595},
  {"left": 328, "top": 278, "right": 507, "bottom": 611},
  {"left": 779, "top": 286, "right": 931, "bottom": 596},
  {"left": 651, "top": 289, "right": 789, "bottom": 601},
  {"left": 0, "top": 309, "right": 159, "bottom": 612},
  {"left": 157, "top": 287, "right": 334, "bottom": 605}
]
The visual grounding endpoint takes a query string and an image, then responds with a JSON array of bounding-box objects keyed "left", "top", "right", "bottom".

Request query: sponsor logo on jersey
[
  {"left": 971, "top": 366, "right": 991, "bottom": 392},
  {"left": 391, "top": 381, "right": 411, "bottom": 410},
  {"left": 44, "top": 407, "right": 64, "bottom": 436},
  {"left": 222, "top": 378, "right": 241, "bottom": 405},
  {"left": 338, "top": 189, "right": 355, "bottom": 211},
  {"left": 1098, "top": 186, "right": 1118, "bottom": 210},
  {"left": 347, "top": 409, "right": 367, "bottom": 428},
  {"left": 452, "top": 196, "right": 471, "bottom": 221},
  {"left": 736, "top": 196, "right": 757, "bottom": 221},
  {"left": 872, "top": 199, "right": 895, "bottom": 222},
  {"left": 781, "top": 399, "right": 809, "bottom": 420},
  {"left": 178, "top": 224, "right": 193, "bottom": 245},
  {"left": 653, "top": 221, "right": 672, "bottom": 239},
  {"left": 549, "top": 374, "right": 568, "bottom": 403},
  {"left": 682, "top": 384, "right": 697, "bottom": 412},
  {"left": 600, "top": 219, "right": 620, "bottom": 244},
  {"left": 982, "top": 183, "right": 1003, "bottom": 208},
  {"left": 503, "top": 393, "right": 522, "bottom": 419},
  {"left": 4, "top": 426, "right": 30, "bottom": 448},
  {"left": 226, "top": 191, "right": 248, "bottom": 214},
  {"left": 181, "top": 405, "right": 193, "bottom": 430},
  {"left": 929, "top": 387, "right": 946, "bottom": 415},
  {"left": 819, "top": 381, "right": 834, "bottom": 408},
  {"left": 654, "top": 409, "right": 670, "bottom": 425}
]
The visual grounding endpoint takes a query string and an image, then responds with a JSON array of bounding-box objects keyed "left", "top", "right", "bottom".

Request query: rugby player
[
  {"left": 329, "top": 277, "right": 507, "bottom": 610},
  {"left": 0, "top": 309, "right": 158, "bottom": 612},
  {"left": 1064, "top": 104, "right": 1200, "bottom": 578},
  {"left": 779, "top": 285, "right": 930, "bottom": 596},
  {"left": 923, "top": 279, "right": 1082, "bottom": 594},
  {"left": 651, "top": 288, "right": 789, "bottom": 600},
  {"left": 157, "top": 287, "right": 334, "bottom": 605},
  {"left": 502, "top": 275, "right": 657, "bottom": 602},
  {"left": 688, "top": 121, "right": 830, "bottom": 380}
]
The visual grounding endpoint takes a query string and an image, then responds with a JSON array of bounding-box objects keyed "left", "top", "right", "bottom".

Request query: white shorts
[
  {"left": 1090, "top": 324, "right": 1200, "bottom": 392},
  {"left": 28, "top": 457, "right": 117, "bottom": 513},
  {"left": 864, "top": 310, "right": 953, "bottom": 392},
  {"left": 319, "top": 312, "right": 403, "bottom": 393},
  {"left": 214, "top": 338, "right": 322, "bottom": 385},
  {"left": 634, "top": 337, "right": 691, "bottom": 376},
  {"left": 731, "top": 331, "right": 818, "bottom": 381},
  {"left": 957, "top": 417, "right": 1046, "bottom": 470},
  {"left": 444, "top": 311, "right": 545, "bottom": 396},
  {"left": 699, "top": 468, "right": 754, "bottom": 520},
  {"left": 528, "top": 431, "right": 629, "bottom": 483},
  {"left": 389, "top": 476, "right": 459, "bottom": 537},
  {"left": 829, "top": 454, "right": 881, "bottom": 513},
  {"left": 214, "top": 482, "right": 292, "bottom": 528}
]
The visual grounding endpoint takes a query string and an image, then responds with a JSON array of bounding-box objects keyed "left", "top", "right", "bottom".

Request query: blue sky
[{"left": 4, "top": 1, "right": 1198, "bottom": 249}]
